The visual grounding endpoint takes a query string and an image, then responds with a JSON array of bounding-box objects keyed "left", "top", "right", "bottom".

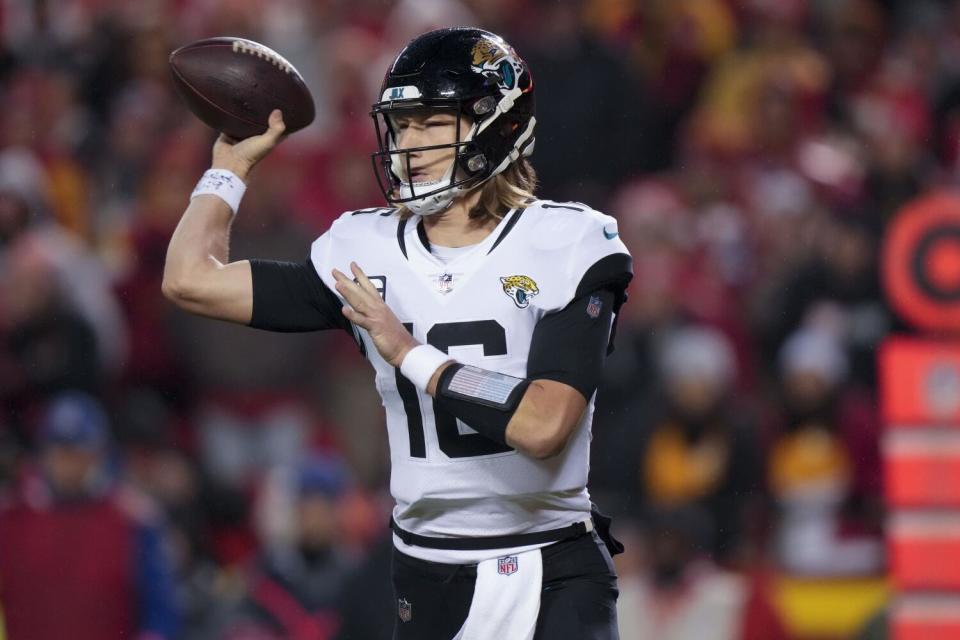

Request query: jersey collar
[{"left": 396, "top": 207, "right": 524, "bottom": 264}]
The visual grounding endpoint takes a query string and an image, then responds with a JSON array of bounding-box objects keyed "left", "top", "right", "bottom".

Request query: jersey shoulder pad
[
  {"left": 525, "top": 199, "right": 619, "bottom": 248},
  {"left": 309, "top": 207, "right": 398, "bottom": 282},
  {"left": 524, "top": 199, "right": 632, "bottom": 303},
  {"left": 327, "top": 206, "right": 398, "bottom": 239}
]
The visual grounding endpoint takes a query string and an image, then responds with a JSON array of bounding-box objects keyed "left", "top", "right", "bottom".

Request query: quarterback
[{"left": 164, "top": 28, "right": 632, "bottom": 640}]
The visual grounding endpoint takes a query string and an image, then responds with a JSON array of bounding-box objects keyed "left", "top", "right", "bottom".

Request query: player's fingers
[
  {"left": 350, "top": 262, "right": 379, "bottom": 297},
  {"left": 265, "top": 109, "right": 286, "bottom": 140},
  {"left": 333, "top": 268, "right": 369, "bottom": 309},
  {"left": 335, "top": 284, "right": 363, "bottom": 313},
  {"left": 331, "top": 267, "right": 353, "bottom": 286},
  {"left": 335, "top": 267, "right": 378, "bottom": 304},
  {"left": 340, "top": 305, "right": 367, "bottom": 327}
]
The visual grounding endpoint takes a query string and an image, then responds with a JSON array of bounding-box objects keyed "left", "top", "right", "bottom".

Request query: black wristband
[{"left": 435, "top": 363, "right": 531, "bottom": 446}]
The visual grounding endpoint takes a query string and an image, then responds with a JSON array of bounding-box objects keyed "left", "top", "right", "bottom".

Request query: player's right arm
[{"left": 162, "top": 110, "right": 287, "bottom": 323}]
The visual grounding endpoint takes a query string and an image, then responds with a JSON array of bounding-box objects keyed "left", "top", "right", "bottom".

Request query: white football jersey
[{"left": 310, "top": 200, "right": 631, "bottom": 562}]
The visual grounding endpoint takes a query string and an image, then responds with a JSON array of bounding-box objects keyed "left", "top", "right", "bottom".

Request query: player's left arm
[
  {"left": 430, "top": 288, "right": 616, "bottom": 459},
  {"left": 332, "top": 258, "right": 627, "bottom": 460}
]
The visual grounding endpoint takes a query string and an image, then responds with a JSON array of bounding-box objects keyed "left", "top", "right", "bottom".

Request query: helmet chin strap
[
  {"left": 402, "top": 184, "right": 458, "bottom": 216},
  {"left": 399, "top": 159, "right": 464, "bottom": 216}
]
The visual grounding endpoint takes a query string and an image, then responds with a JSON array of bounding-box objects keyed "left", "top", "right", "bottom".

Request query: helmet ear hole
[
  {"left": 473, "top": 96, "right": 496, "bottom": 116},
  {"left": 466, "top": 154, "right": 487, "bottom": 172}
]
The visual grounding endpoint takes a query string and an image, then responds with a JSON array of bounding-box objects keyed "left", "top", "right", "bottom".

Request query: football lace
[{"left": 231, "top": 40, "right": 294, "bottom": 75}]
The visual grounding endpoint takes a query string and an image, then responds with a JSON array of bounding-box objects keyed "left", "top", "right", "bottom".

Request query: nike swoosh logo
[{"left": 603, "top": 226, "right": 619, "bottom": 240}]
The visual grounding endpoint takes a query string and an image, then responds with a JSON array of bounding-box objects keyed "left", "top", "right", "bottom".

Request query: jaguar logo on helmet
[
  {"left": 470, "top": 38, "right": 523, "bottom": 91},
  {"left": 471, "top": 39, "right": 507, "bottom": 67}
]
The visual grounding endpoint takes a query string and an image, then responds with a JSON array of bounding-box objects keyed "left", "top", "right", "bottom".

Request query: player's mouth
[{"left": 409, "top": 169, "right": 436, "bottom": 184}]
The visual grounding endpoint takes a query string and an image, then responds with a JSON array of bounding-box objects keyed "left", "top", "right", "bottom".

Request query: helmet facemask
[{"left": 370, "top": 103, "right": 488, "bottom": 216}]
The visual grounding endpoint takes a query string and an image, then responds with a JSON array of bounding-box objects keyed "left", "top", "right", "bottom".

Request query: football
[{"left": 169, "top": 37, "right": 315, "bottom": 140}]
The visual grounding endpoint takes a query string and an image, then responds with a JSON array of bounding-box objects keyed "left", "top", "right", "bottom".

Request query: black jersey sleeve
[
  {"left": 526, "top": 288, "right": 616, "bottom": 401},
  {"left": 248, "top": 258, "right": 351, "bottom": 333}
]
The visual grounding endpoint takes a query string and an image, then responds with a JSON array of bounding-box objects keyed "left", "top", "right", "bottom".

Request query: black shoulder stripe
[
  {"left": 541, "top": 203, "right": 584, "bottom": 212},
  {"left": 351, "top": 207, "right": 393, "bottom": 216},
  {"left": 353, "top": 206, "right": 396, "bottom": 216},
  {"left": 487, "top": 207, "right": 526, "bottom": 254},
  {"left": 575, "top": 253, "right": 633, "bottom": 307},
  {"left": 397, "top": 217, "right": 409, "bottom": 259}
]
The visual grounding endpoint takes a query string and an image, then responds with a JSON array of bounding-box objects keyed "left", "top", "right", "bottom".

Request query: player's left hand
[{"left": 333, "top": 262, "right": 417, "bottom": 367}]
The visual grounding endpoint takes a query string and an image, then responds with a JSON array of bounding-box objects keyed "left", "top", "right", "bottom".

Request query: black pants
[{"left": 391, "top": 532, "right": 619, "bottom": 639}]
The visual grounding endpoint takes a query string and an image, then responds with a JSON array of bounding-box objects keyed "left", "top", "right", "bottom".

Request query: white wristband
[
  {"left": 400, "top": 344, "right": 451, "bottom": 392},
  {"left": 191, "top": 169, "right": 247, "bottom": 214}
]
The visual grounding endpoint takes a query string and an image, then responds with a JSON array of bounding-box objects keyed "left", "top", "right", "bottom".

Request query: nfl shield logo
[
  {"left": 497, "top": 555, "right": 519, "bottom": 576},
  {"left": 398, "top": 598, "right": 412, "bottom": 622},
  {"left": 586, "top": 295, "right": 602, "bottom": 319},
  {"left": 437, "top": 272, "right": 454, "bottom": 294}
]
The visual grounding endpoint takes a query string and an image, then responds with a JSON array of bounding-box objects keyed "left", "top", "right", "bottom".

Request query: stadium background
[{"left": 0, "top": 0, "right": 956, "bottom": 638}]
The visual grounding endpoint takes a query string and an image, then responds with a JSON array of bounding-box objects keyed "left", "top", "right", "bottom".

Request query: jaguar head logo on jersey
[
  {"left": 398, "top": 598, "right": 412, "bottom": 622},
  {"left": 500, "top": 275, "right": 539, "bottom": 308}
]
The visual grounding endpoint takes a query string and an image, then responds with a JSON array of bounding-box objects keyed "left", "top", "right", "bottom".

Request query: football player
[{"left": 164, "top": 28, "right": 632, "bottom": 640}]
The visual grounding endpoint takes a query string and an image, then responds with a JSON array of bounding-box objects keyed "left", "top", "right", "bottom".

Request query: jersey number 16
[{"left": 396, "top": 320, "right": 514, "bottom": 459}]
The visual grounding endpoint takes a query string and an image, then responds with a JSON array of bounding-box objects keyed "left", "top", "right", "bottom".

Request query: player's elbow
[
  {"left": 161, "top": 274, "right": 189, "bottom": 305},
  {"left": 161, "top": 274, "right": 183, "bottom": 303},
  {"left": 526, "top": 436, "right": 567, "bottom": 460},
  {"left": 508, "top": 382, "right": 586, "bottom": 460},
  {"left": 515, "top": 416, "right": 576, "bottom": 460},
  {"left": 161, "top": 273, "right": 203, "bottom": 309}
]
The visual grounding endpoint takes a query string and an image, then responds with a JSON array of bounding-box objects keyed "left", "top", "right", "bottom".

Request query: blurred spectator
[
  {"left": 591, "top": 175, "right": 759, "bottom": 520},
  {"left": 0, "top": 190, "right": 31, "bottom": 248},
  {"left": 633, "top": 0, "right": 738, "bottom": 170},
  {"left": 686, "top": 0, "right": 830, "bottom": 160},
  {"left": 223, "top": 456, "right": 357, "bottom": 640},
  {"left": 114, "top": 134, "right": 206, "bottom": 394},
  {"left": 33, "top": 224, "right": 130, "bottom": 373},
  {"left": 754, "top": 213, "right": 892, "bottom": 387},
  {"left": 768, "top": 327, "right": 884, "bottom": 577},
  {"left": 0, "top": 236, "right": 101, "bottom": 429},
  {"left": 125, "top": 443, "right": 249, "bottom": 640},
  {"left": 639, "top": 325, "right": 763, "bottom": 563},
  {"left": 0, "top": 392, "right": 179, "bottom": 640},
  {"left": 0, "top": 427, "right": 18, "bottom": 505},
  {"left": 616, "top": 506, "right": 788, "bottom": 640},
  {"left": 514, "top": 0, "right": 646, "bottom": 208}
]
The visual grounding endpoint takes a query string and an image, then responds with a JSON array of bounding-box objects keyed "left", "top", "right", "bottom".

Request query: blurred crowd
[{"left": 0, "top": 0, "right": 951, "bottom": 638}]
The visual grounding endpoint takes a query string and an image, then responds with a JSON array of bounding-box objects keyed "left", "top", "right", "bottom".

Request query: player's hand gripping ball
[{"left": 169, "top": 37, "right": 315, "bottom": 140}]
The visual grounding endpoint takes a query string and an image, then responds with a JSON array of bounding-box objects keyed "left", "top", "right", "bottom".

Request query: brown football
[{"left": 169, "top": 37, "right": 315, "bottom": 140}]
